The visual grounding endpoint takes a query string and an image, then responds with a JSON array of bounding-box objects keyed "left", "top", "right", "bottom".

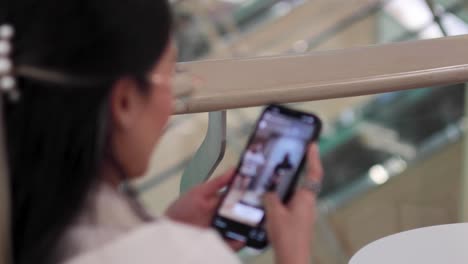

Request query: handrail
[{"left": 175, "top": 35, "right": 468, "bottom": 114}]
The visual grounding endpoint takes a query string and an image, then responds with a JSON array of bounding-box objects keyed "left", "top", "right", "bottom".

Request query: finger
[
  {"left": 290, "top": 188, "right": 316, "bottom": 213},
  {"left": 226, "top": 239, "right": 245, "bottom": 252},
  {"left": 307, "top": 144, "right": 323, "bottom": 182},
  {"left": 206, "top": 195, "right": 221, "bottom": 210},
  {"left": 263, "top": 192, "right": 287, "bottom": 218},
  {"left": 199, "top": 169, "right": 235, "bottom": 196}
]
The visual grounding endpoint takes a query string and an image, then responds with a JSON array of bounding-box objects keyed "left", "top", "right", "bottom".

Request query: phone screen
[{"left": 213, "top": 105, "right": 320, "bottom": 247}]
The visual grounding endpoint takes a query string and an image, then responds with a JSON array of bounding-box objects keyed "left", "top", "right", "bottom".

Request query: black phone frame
[{"left": 211, "top": 104, "right": 322, "bottom": 249}]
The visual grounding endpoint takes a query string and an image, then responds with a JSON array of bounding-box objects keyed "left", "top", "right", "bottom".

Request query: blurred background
[{"left": 135, "top": 0, "right": 468, "bottom": 263}]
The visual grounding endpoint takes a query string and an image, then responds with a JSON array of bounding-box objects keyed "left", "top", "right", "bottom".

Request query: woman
[
  {"left": 238, "top": 142, "right": 266, "bottom": 191},
  {"left": 266, "top": 154, "right": 293, "bottom": 192},
  {"left": 3, "top": 0, "right": 323, "bottom": 264}
]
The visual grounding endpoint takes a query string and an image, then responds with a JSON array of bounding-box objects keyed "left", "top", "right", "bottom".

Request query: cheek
[
  {"left": 152, "top": 86, "right": 173, "bottom": 125},
  {"left": 128, "top": 89, "right": 172, "bottom": 176},
  {"left": 145, "top": 87, "right": 173, "bottom": 142}
]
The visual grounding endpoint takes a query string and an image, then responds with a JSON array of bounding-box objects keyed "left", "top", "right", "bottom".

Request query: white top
[
  {"left": 58, "top": 183, "right": 241, "bottom": 264},
  {"left": 240, "top": 151, "right": 265, "bottom": 177},
  {"left": 350, "top": 224, "right": 468, "bottom": 264}
]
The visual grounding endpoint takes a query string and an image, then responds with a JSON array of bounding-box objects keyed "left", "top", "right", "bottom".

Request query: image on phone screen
[{"left": 215, "top": 106, "right": 319, "bottom": 231}]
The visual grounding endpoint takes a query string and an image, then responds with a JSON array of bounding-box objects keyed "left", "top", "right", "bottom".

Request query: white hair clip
[{"left": 0, "top": 24, "right": 19, "bottom": 102}]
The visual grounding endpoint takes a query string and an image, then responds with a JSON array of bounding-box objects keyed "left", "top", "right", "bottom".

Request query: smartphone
[{"left": 212, "top": 104, "right": 321, "bottom": 249}]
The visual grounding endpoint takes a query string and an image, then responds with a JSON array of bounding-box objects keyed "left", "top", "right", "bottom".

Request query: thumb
[
  {"left": 200, "top": 169, "right": 235, "bottom": 196},
  {"left": 263, "top": 192, "right": 286, "bottom": 219}
]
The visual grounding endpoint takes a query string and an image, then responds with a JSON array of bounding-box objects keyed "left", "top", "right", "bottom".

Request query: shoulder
[{"left": 63, "top": 219, "right": 241, "bottom": 264}]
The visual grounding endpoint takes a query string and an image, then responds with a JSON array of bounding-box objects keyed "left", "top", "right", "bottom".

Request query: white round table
[{"left": 350, "top": 224, "right": 468, "bottom": 264}]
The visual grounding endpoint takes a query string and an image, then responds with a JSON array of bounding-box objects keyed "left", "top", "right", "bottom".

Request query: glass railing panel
[{"left": 171, "top": 0, "right": 468, "bottom": 61}]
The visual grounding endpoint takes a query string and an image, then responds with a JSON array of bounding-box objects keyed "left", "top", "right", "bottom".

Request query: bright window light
[{"left": 369, "top": 165, "right": 390, "bottom": 185}]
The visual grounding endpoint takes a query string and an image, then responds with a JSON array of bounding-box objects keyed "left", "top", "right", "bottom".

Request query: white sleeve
[
  {"left": 259, "top": 154, "right": 266, "bottom": 164},
  {"left": 64, "top": 220, "right": 242, "bottom": 264}
]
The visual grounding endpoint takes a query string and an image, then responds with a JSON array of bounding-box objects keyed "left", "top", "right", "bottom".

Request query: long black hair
[{"left": 3, "top": 1, "right": 172, "bottom": 263}]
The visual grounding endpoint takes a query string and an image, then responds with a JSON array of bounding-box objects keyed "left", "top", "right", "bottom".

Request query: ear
[{"left": 109, "top": 77, "right": 145, "bottom": 130}]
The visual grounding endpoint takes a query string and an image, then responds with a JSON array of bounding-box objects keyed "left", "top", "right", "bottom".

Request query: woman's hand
[
  {"left": 263, "top": 144, "right": 323, "bottom": 264},
  {"left": 165, "top": 169, "right": 244, "bottom": 251}
]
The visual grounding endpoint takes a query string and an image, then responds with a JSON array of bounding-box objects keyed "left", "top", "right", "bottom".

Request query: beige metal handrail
[{"left": 176, "top": 35, "right": 468, "bottom": 114}]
